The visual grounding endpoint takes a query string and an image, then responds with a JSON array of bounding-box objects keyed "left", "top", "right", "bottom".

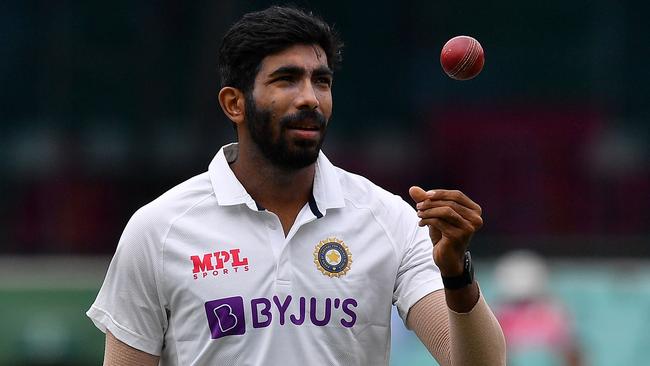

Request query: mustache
[{"left": 279, "top": 109, "right": 327, "bottom": 129}]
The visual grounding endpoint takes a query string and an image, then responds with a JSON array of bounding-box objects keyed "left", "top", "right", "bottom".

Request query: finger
[
  {"left": 419, "top": 218, "right": 474, "bottom": 243},
  {"left": 429, "top": 225, "right": 442, "bottom": 243},
  {"left": 408, "top": 186, "right": 431, "bottom": 204},
  {"left": 417, "top": 207, "right": 474, "bottom": 231},
  {"left": 418, "top": 207, "right": 482, "bottom": 230},
  {"left": 426, "top": 189, "right": 481, "bottom": 212},
  {"left": 416, "top": 200, "right": 483, "bottom": 228}
]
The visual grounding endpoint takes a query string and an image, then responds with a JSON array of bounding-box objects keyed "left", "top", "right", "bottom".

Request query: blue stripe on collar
[
  {"left": 254, "top": 201, "right": 266, "bottom": 211},
  {"left": 308, "top": 194, "right": 323, "bottom": 218}
]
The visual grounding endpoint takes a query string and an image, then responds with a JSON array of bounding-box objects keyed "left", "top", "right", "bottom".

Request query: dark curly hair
[{"left": 218, "top": 5, "right": 343, "bottom": 95}]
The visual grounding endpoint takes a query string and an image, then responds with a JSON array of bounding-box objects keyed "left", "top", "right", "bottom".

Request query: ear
[{"left": 218, "top": 87, "right": 246, "bottom": 126}]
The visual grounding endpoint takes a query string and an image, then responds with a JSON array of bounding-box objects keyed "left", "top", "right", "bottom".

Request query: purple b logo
[{"left": 204, "top": 296, "right": 246, "bottom": 339}]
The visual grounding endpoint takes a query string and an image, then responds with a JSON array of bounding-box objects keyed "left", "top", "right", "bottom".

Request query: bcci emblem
[{"left": 314, "top": 237, "right": 352, "bottom": 277}]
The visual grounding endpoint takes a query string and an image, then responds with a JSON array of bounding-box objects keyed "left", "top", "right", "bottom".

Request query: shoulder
[
  {"left": 335, "top": 166, "right": 413, "bottom": 216},
  {"left": 333, "top": 166, "right": 418, "bottom": 246},
  {"left": 124, "top": 172, "right": 215, "bottom": 242}
]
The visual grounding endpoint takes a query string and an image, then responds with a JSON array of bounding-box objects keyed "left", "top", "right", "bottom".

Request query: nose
[{"left": 295, "top": 80, "right": 320, "bottom": 111}]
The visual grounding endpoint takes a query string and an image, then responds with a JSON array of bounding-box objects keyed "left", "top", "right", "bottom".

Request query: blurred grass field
[
  {"left": 0, "top": 288, "right": 102, "bottom": 365},
  {"left": 0, "top": 257, "right": 106, "bottom": 365}
]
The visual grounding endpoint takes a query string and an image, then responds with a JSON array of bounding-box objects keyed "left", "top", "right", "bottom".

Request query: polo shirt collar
[
  {"left": 313, "top": 149, "right": 346, "bottom": 211},
  {"left": 208, "top": 143, "right": 345, "bottom": 213},
  {"left": 208, "top": 143, "right": 257, "bottom": 210}
]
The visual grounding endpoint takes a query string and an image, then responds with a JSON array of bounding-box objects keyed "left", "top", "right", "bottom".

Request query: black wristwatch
[{"left": 441, "top": 251, "right": 474, "bottom": 289}]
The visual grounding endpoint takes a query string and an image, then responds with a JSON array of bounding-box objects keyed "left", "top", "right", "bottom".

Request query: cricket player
[{"left": 88, "top": 5, "right": 506, "bottom": 365}]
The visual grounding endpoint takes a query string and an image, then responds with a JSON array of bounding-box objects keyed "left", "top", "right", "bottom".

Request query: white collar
[{"left": 208, "top": 143, "right": 345, "bottom": 214}]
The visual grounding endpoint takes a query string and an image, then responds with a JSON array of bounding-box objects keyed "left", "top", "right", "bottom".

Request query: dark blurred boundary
[{"left": 1, "top": 1, "right": 648, "bottom": 257}]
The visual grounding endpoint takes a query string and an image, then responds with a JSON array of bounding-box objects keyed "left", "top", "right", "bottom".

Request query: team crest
[{"left": 313, "top": 237, "right": 352, "bottom": 277}]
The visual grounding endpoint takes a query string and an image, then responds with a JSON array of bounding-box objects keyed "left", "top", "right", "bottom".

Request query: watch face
[
  {"left": 464, "top": 251, "right": 472, "bottom": 271},
  {"left": 465, "top": 251, "right": 474, "bottom": 282}
]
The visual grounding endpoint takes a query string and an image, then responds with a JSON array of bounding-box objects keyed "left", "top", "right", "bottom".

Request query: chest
[{"left": 160, "top": 206, "right": 399, "bottom": 335}]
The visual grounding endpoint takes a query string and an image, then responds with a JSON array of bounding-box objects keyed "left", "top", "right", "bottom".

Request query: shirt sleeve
[
  {"left": 86, "top": 207, "right": 168, "bottom": 356},
  {"left": 392, "top": 199, "right": 444, "bottom": 326}
]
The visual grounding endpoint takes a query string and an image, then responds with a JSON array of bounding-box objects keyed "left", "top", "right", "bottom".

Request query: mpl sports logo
[
  {"left": 204, "top": 295, "right": 358, "bottom": 339},
  {"left": 191, "top": 248, "right": 249, "bottom": 280}
]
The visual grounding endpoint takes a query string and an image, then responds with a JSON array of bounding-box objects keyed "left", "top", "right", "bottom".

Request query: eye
[
  {"left": 271, "top": 75, "right": 293, "bottom": 85},
  {"left": 316, "top": 76, "right": 332, "bottom": 87}
]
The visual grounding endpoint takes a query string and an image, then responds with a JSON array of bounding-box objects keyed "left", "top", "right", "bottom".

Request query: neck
[{"left": 230, "top": 141, "right": 316, "bottom": 212}]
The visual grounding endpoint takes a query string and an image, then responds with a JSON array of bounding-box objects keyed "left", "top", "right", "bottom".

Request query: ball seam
[{"left": 451, "top": 37, "right": 477, "bottom": 79}]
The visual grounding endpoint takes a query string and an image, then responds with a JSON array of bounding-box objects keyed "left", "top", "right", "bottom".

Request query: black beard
[{"left": 245, "top": 97, "right": 328, "bottom": 171}]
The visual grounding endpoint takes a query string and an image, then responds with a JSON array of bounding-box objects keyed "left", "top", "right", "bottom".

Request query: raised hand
[{"left": 408, "top": 186, "right": 483, "bottom": 276}]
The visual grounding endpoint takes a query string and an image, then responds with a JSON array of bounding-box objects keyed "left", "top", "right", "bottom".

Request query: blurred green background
[{"left": 1, "top": 0, "right": 648, "bottom": 365}]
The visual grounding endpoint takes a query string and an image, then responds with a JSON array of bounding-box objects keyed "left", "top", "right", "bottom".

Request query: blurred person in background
[
  {"left": 86, "top": 5, "right": 505, "bottom": 366},
  {"left": 494, "top": 250, "right": 583, "bottom": 366}
]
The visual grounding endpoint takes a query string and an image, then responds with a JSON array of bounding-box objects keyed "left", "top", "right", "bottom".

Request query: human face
[{"left": 245, "top": 44, "right": 333, "bottom": 170}]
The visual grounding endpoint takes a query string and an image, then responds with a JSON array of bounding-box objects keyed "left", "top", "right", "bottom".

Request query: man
[
  {"left": 495, "top": 251, "right": 583, "bottom": 366},
  {"left": 87, "top": 6, "right": 506, "bottom": 365}
]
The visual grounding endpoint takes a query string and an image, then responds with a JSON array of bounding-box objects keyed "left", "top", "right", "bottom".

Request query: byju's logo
[
  {"left": 205, "top": 295, "right": 358, "bottom": 340},
  {"left": 204, "top": 296, "right": 246, "bottom": 339}
]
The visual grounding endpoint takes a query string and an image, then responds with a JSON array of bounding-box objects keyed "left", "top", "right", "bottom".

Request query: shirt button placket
[{"left": 264, "top": 214, "right": 283, "bottom": 258}]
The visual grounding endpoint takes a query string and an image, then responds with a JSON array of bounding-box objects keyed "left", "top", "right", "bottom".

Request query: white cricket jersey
[{"left": 87, "top": 143, "right": 443, "bottom": 365}]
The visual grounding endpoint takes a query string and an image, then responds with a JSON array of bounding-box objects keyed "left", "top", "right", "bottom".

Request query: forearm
[
  {"left": 444, "top": 280, "right": 480, "bottom": 313},
  {"left": 104, "top": 331, "right": 160, "bottom": 366},
  {"left": 447, "top": 287, "right": 506, "bottom": 366},
  {"left": 407, "top": 287, "right": 506, "bottom": 366}
]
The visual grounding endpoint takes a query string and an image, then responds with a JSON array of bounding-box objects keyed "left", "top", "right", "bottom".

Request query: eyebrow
[{"left": 267, "top": 65, "right": 334, "bottom": 79}]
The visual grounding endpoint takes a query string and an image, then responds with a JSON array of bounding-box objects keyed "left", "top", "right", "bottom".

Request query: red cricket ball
[{"left": 440, "top": 35, "right": 485, "bottom": 80}]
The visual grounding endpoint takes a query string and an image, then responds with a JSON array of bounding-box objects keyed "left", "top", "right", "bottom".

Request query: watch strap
[{"left": 441, "top": 251, "right": 474, "bottom": 289}]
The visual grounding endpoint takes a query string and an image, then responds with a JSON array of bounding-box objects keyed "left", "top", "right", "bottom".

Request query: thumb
[{"left": 408, "top": 186, "right": 428, "bottom": 203}]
